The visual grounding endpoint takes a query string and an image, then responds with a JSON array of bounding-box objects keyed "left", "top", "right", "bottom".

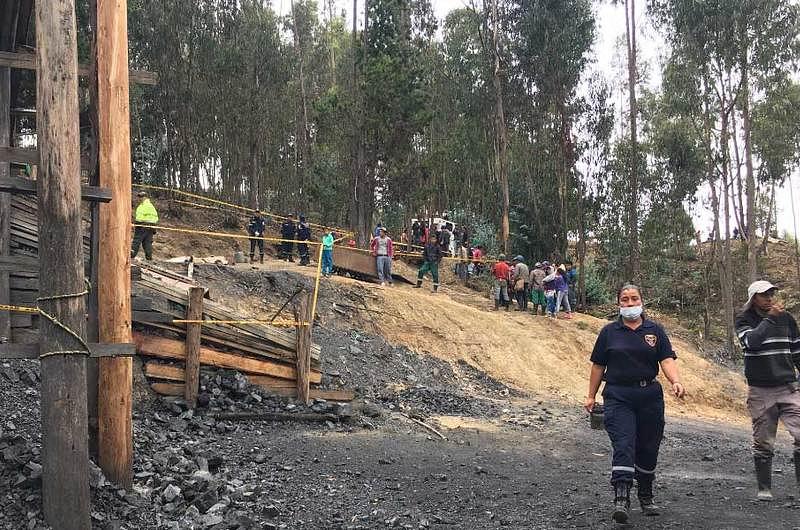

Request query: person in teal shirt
[{"left": 321, "top": 231, "right": 335, "bottom": 277}]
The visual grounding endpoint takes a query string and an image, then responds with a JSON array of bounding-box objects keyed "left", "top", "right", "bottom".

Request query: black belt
[{"left": 607, "top": 379, "right": 658, "bottom": 388}]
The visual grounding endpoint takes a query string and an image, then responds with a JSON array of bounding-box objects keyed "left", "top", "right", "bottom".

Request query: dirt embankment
[{"left": 194, "top": 256, "right": 749, "bottom": 424}]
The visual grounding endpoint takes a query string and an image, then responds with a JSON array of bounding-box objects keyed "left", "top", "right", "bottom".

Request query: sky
[{"left": 272, "top": 0, "right": 800, "bottom": 239}]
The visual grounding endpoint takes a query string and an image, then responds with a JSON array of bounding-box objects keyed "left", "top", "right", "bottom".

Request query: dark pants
[
  {"left": 131, "top": 226, "right": 155, "bottom": 261},
  {"left": 515, "top": 283, "right": 529, "bottom": 310},
  {"left": 417, "top": 261, "right": 439, "bottom": 285},
  {"left": 249, "top": 237, "right": 264, "bottom": 258},
  {"left": 603, "top": 382, "right": 665, "bottom": 489},
  {"left": 281, "top": 241, "right": 294, "bottom": 261},
  {"left": 298, "top": 242, "right": 310, "bottom": 265}
]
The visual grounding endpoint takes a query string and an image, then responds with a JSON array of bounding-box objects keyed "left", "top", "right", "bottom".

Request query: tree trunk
[
  {"left": 490, "top": 0, "right": 509, "bottom": 254},
  {"left": 741, "top": 58, "right": 758, "bottom": 281},
  {"left": 624, "top": 0, "right": 640, "bottom": 282},
  {"left": 719, "top": 94, "right": 735, "bottom": 357}
]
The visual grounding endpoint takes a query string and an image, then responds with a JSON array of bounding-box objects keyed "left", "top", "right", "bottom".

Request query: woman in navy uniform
[{"left": 584, "top": 284, "right": 685, "bottom": 524}]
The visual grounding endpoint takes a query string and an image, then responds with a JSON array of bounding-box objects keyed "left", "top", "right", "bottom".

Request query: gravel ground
[
  {"left": 3, "top": 265, "right": 799, "bottom": 529},
  {"left": 3, "top": 331, "right": 800, "bottom": 529}
]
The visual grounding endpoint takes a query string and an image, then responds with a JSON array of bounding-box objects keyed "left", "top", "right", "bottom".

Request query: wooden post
[
  {"left": 184, "top": 286, "right": 204, "bottom": 408},
  {"left": 35, "top": 1, "right": 90, "bottom": 528},
  {"left": 294, "top": 293, "right": 312, "bottom": 405},
  {"left": 96, "top": 0, "right": 133, "bottom": 488}
]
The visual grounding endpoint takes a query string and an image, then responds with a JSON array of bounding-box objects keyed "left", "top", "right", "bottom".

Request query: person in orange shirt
[{"left": 492, "top": 253, "right": 511, "bottom": 311}]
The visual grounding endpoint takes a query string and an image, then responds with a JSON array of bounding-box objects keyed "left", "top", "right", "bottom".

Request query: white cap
[{"left": 745, "top": 280, "right": 778, "bottom": 309}]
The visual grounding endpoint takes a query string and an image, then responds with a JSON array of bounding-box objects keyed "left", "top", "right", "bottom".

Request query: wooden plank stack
[
  {"left": 131, "top": 264, "right": 350, "bottom": 401},
  {"left": 5, "top": 195, "right": 92, "bottom": 343}
]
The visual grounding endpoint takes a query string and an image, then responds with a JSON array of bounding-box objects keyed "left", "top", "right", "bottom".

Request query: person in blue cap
[{"left": 584, "top": 284, "right": 685, "bottom": 524}]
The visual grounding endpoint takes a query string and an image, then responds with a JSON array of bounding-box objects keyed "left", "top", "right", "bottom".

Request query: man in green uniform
[{"left": 131, "top": 190, "right": 159, "bottom": 261}]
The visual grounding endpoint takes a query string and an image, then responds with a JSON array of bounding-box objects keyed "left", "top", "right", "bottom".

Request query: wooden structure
[
  {"left": 130, "top": 265, "right": 346, "bottom": 401},
  {"left": 0, "top": 0, "right": 152, "bottom": 525}
]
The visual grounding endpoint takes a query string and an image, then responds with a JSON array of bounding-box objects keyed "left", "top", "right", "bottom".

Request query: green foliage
[{"left": 582, "top": 262, "right": 611, "bottom": 305}]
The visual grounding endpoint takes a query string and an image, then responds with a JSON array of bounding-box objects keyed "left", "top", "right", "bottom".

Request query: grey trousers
[
  {"left": 747, "top": 384, "right": 800, "bottom": 459},
  {"left": 376, "top": 255, "right": 393, "bottom": 283}
]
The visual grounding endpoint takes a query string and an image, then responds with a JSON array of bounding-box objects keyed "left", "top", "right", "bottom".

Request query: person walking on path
[
  {"left": 131, "top": 190, "right": 159, "bottom": 261},
  {"left": 321, "top": 231, "right": 335, "bottom": 277},
  {"left": 492, "top": 254, "right": 511, "bottom": 311},
  {"left": 370, "top": 226, "right": 394, "bottom": 287},
  {"left": 529, "top": 262, "right": 546, "bottom": 315},
  {"left": 512, "top": 256, "right": 530, "bottom": 311},
  {"left": 280, "top": 215, "right": 297, "bottom": 262},
  {"left": 585, "top": 284, "right": 685, "bottom": 524},
  {"left": 297, "top": 216, "right": 311, "bottom": 266},
  {"left": 735, "top": 280, "right": 800, "bottom": 501},
  {"left": 246, "top": 210, "right": 266, "bottom": 263},
  {"left": 415, "top": 236, "right": 442, "bottom": 293}
]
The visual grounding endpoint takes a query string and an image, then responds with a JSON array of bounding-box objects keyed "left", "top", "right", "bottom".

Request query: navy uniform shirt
[{"left": 590, "top": 318, "right": 677, "bottom": 384}]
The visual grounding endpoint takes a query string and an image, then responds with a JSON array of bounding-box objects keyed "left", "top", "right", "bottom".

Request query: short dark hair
[{"left": 617, "top": 283, "right": 642, "bottom": 302}]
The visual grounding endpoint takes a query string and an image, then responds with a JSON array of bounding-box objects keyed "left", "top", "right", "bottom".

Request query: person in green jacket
[
  {"left": 321, "top": 231, "right": 335, "bottom": 277},
  {"left": 131, "top": 191, "right": 159, "bottom": 261}
]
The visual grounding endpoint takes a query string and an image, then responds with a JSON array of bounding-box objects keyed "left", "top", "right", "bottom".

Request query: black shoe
[
  {"left": 612, "top": 482, "right": 631, "bottom": 524},
  {"left": 639, "top": 497, "right": 660, "bottom": 516},
  {"left": 414, "top": 281, "right": 422, "bottom": 288}
]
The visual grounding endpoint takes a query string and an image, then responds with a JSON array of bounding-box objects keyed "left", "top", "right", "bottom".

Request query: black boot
[
  {"left": 794, "top": 450, "right": 800, "bottom": 494},
  {"left": 612, "top": 482, "right": 631, "bottom": 524},
  {"left": 637, "top": 477, "right": 660, "bottom": 516},
  {"left": 259, "top": 254, "right": 264, "bottom": 264},
  {"left": 414, "top": 280, "right": 422, "bottom": 288},
  {"left": 755, "top": 456, "right": 773, "bottom": 501},
  {"left": 432, "top": 284, "right": 439, "bottom": 293}
]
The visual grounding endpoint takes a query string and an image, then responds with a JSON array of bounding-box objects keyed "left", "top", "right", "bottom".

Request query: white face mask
[{"left": 619, "top": 305, "right": 643, "bottom": 321}]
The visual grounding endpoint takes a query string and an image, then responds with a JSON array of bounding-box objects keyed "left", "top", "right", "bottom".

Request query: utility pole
[
  {"left": 36, "top": 0, "right": 90, "bottom": 527},
  {"left": 96, "top": 0, "right": 133, "bottom": 488}
]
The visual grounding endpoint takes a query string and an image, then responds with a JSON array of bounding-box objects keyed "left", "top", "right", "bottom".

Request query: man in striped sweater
[{"left": 735, "top": 280, "right": 800, "bottom": 501}]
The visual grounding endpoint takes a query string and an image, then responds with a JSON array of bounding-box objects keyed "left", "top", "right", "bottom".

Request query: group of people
[
  {"left": 245, "top": 211, "right": 313, "bottom": 266},
  {"left": 585, "top": 279, "right": 800, "bottom": 525},
  {"left": 491, "top": 256, "right": 577, "bottom": 317}
]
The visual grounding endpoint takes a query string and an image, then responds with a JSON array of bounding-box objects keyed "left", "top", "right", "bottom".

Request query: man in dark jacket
[
  {"left": 280, "top": 215, "right": 297, "bottom": 262},
  {"left": 735, "top": 280, "right": 800, "bottom": 501},
  {"left": 246, "top": 210, "right": 266, "bottom": 263},
  {"left": 414, "top": 237, "right": 442, "bottom": 293},
  {"left": 297, "top": 216, "right": 311, "bottom": 266}
]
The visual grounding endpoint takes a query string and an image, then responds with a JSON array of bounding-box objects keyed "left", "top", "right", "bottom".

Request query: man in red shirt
[{"left": 492, "top": 253, "right": 511, "bottom": 311}]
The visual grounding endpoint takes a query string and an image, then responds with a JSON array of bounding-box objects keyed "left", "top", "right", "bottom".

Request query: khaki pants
[{"left": 747, "top": 384, "right": 800, "bottom": 459}]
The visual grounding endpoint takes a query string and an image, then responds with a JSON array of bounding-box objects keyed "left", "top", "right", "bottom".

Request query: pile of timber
[
  {"left": 132, "top": 264, "right": 352, "bottom": 401},
  {"left": 3, "top": 195, "right": 91, "bottom": 343}
]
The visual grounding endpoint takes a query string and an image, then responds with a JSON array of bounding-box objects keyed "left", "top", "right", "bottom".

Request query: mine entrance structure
[{"left": 0, "top": 0, "right": 155, "bottom": 527}]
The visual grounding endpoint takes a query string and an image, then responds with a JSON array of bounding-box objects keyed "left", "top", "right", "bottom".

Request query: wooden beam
[
  {"left": 0, "top": 175, "right": 111, "bottom": 202},
  {"left": 143, "top": 361, "right": 184, "bottom": 381},
  {"left": 0, "top": 342, "right": 136, "bottom": 359},
  {"left": 294, "top": 293, "right": 312, "bottom": 405},
  {"left": 35, "top": 0, "right": 90, "bottom": 525},
  {"left": 184, "top": 286, "right": 203, "bottom": 408},
  {"left": 133, "top": 332, "right": 322, "bottom": 383},
  {"left": 96, "top": 0, "right": 133, "bottom": 490},
  {"left": 0, "top": 146, "right": 91, "bottom": 170},
  {"left": 0, "top": 3, "right": 13, "bottom": 341},
  {"left": 0, "top": 254, "right": 38, "bottom": 272},
  {"left": 0, "top": 50, "right": 158, "bottom": 85}
]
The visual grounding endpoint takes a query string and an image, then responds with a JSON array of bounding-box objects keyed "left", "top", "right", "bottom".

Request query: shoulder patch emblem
[{"left": 644, "top": 334, "right": 657, "bottom": 347}]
